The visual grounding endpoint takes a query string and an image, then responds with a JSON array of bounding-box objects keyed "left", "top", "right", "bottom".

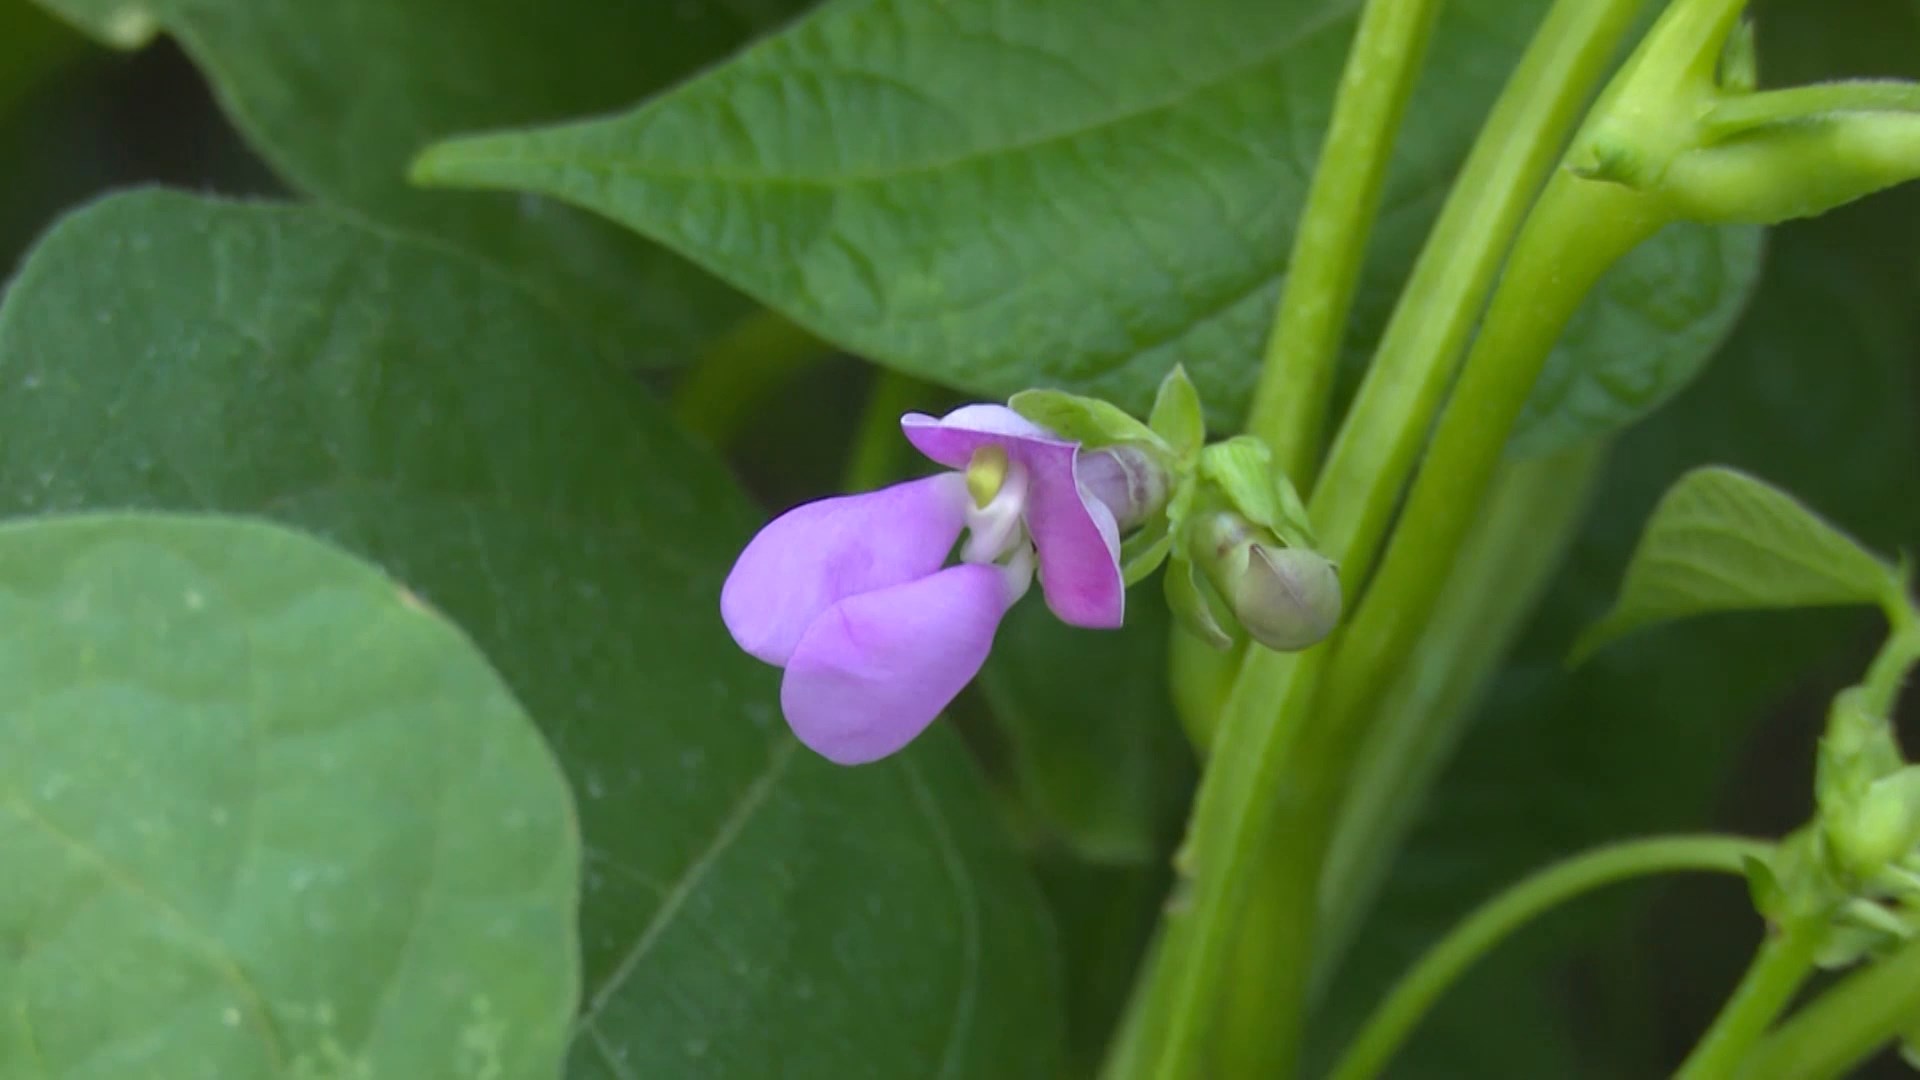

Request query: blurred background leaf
[
  {"left": 0, "top": 512, "right": 580, "bottom": 1079},
  {"left": 0, "top": 190, "right": 1067, "bottom": 1078},
  {"left": 24, "top": 0, "right": 819, "bottom": 367}
]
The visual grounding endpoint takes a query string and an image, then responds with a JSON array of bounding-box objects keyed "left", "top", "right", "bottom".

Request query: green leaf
[
  {"left": 1033, "top": 857, "right": 1173, "bottom": 1077},
  {"left": 1511, "top": 222, "right": 1763, "bottom": 457},
  {"left": 1575, "top": 466, "right": 1897, "bottom": 661},
  {"left": 413, "top": 0, "right": 1758, "bottom": 428},
  {"left": 0, "top": 511, "right": 578, "bottom": 1078},
  {"left": 29, "top": 0, "right": 803, "bottom": 364},
  {"left": 0, "top": 190, "right": 1065, "bottom": 1077},
  {"left": 978, "top": 597, "right": 1194, "bottom": 865}
]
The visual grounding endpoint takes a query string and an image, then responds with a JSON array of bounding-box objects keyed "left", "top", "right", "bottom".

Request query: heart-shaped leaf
[{"left": 0, "top": 512, "right": 578, "bottom": 1078}]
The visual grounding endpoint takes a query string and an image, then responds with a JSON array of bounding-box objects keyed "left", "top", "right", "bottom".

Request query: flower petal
[
  {"left": 903, "top": 405, "right": 1124, "bottom": 628},
  {"left": 721, "top": 473, "right": 969, "bottom": 666},
  {"left": 781, "top": 563, "right": 1019, "bottom": 765}
]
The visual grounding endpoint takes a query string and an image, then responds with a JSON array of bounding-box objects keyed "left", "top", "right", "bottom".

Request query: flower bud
[
  {"left": 1191, "top": 511, "right": 1341, "bottom": 653},
  {"left": 1079, "top": 444, "right": 1172, "bottom": 530},
  {"left": 1826, "top": 767, "right": 1920, "bottom": 883}
]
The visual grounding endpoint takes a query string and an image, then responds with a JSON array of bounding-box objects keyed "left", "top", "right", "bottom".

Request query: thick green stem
[
  {"left": 1673, "top": 919, "right": 1829, "bottom": 1080},
  {"left": 1317, "top": 173, "right": 1661, "bottom": 779},
  {"left": 1304, "top": 0, "right": 1652, "bottom": 594},
  {"left": 1121, "top": 2, "right": 1652, "bottom": 1076},
  {"left": 1329, "top": 835, "right": 1768, "bottom": 1080},
  {"left": 840, "top": 368, "right": 930, "bottom": 491},
  {"left": 1741, "top": 934, "right": 1920, "bottom": 1080},
  {"left": 1246, "top": 0, "right": 1445, "bottom": 486}
]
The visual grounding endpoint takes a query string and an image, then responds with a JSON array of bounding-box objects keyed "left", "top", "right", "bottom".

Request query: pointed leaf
[
  {"left": 1576, "top": 466, "right": 1897, "bottom": 660},
  {"left": 412, "top": 0, "right": 1760, "bottom": 426},
  {"left": 1148, "top": 366, "right": 1206, "bottom": 459},
  {"left": 0, "top": 512, "right": 578, "bottom": 1078}
]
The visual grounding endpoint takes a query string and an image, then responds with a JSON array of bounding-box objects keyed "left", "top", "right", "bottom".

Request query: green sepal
[
  {"left": 1147, "top": 365, "right": 1205, "bottom": 460},
  {"left": 1009, "top": 388, "right": 1168, "bottom": 456},
  {"left": 1196, "top": 437, "right": 1317, "bottom": 549},
  {"left": 1717, "top": 18, "right": 1756, "bottom": 96},
  {"left": 1121, "top": 515, "right": 1174, "bottom": 587},
  {"left": 1165, "top": 552, "right": 1235, "bottom": 650},
  {"left": 1744, "top": 853, "right": 1786, "bottom": 923}
]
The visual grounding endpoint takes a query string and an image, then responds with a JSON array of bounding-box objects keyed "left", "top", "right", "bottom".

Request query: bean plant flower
[{"left": 722, "top": 404, "right": 1163, "bottom": 765}]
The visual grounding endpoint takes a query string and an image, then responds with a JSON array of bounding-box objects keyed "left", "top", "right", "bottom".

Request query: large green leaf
[
  {"left": 1509, "top": 223, "right": 1763, "bottom": 457},
  {"left": 0, "top": 512, "right": 578, "bottom": 1078},
  {"left": 412, "top": 0, "right": 1757, "bottom": 433},
  {"left": 1317, "top": 205, "right": 1920, "bottom": 1075},
  {"left": 1576, "top": 466, "right": 1898, "bottom": 661},
  {"left": 28, "top": 0, "right": 806, "bottom": 364},
  {"left": 0, "top": 189, "right": 1064, "bottom": 1077},
  {"left": 978, "top": 596, "right": 1194, "bottom": 866}
]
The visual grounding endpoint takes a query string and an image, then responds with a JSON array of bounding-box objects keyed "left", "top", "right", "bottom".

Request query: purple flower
[{"left": 721, "top": 403, "right": 1129, "bottom": 764}]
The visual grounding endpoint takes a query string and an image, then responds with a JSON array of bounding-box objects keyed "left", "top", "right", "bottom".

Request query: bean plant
[{"left": 3, "top": 0, "right": 1920, "bottom": 1076}]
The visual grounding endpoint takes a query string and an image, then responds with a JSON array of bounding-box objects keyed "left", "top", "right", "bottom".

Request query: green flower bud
[
  {"left": 1191, "top": 511, "right": 1341, "bottom": 653},
  {"left": 1826, "top": 766, "right": 1920, "bottom": 883}
]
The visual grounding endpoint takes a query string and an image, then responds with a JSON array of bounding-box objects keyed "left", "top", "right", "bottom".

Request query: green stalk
[
  {"left": 1246, "top": 0, "right": 1446, "bottom": 486},
  {"left": 1303, "top": 0, "right": 1653, "bottom": 594},
  {"left": 1316, "top": 173, "right": 1662, "bottom": 795},
  {"left": 1672, "top": 919, "right": 1828, "bottom": 1080},
  {"left": 840, "top": 368, "right": 930, "bottom": 491},
  {"left": 670, "top": 309, "right": 831, "bottom": 447},
  {"left": 1329, "top": 835, "right": 1767, "bottom": 1080},
  {"left": 1741, "top": 934, "right": 1920, "bottom": 1080},
  {"left": 1859, "top": 596, "right": 1920, "bottom": 717},
  {"left": 1120, "top": 1, "right": 1651, "bottom": 1075}
]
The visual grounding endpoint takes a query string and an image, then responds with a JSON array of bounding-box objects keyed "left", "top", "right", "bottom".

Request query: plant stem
[
  {"left": 1245, "top": 0, "right": 1445, "bottom": 486},
  {"left": 1702, "top": 80, "right": 1920, "bottom": 141},
  {"left": 670, "top": 309, "right": 831, "bottom": 447},
  {"left": 1121, "top": 2, "right": 1653, "bottom": 1076},
  {"left": 1329, "top": 835, "right": 1769, "bottom": 1080},
  {"left": 1316, "top": 172, "right": 1661, "bottom": 782},
  {"left": 1304, "top": 0, "right": 1652, "bottom": 594},
  {"left": 1672, "top": 918, "right": 1828, "bottom": 1080},
  {"left": 1741, "top": 933, "right": 1920, "bottom": 1080},
  {"left": 840, "top": 368, "right": 930, "bottom": 491},
  {"left": 1859, "top": 594, "right": 1920, "bottom": 717}
]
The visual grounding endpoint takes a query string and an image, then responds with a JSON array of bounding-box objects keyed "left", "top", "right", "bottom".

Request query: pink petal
[
  {"left": 902, "top": 405, "right": 1124, "bottom": 628},
  {"left": 780, "top": 564, "right": 1019, "bottom": 765},
  {"left": 721, "top": 473, "right": 969, "bottom": 666}
]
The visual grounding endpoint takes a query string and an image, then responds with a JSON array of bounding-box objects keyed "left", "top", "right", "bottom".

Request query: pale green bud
[{"left": 1191, "top": 511, "right": 1341, "bottom": 653}]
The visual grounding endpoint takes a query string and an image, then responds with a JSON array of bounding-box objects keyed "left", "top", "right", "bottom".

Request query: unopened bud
[
  {"left": 1192, "top": 512, "right": 1341, "bottom": 653},
  {"left": 1827, "top": 767, "right": 1920, "bottom": 883},
  {"left": 1078, "top": 444, "right": 1171, "bottom": 530}
]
